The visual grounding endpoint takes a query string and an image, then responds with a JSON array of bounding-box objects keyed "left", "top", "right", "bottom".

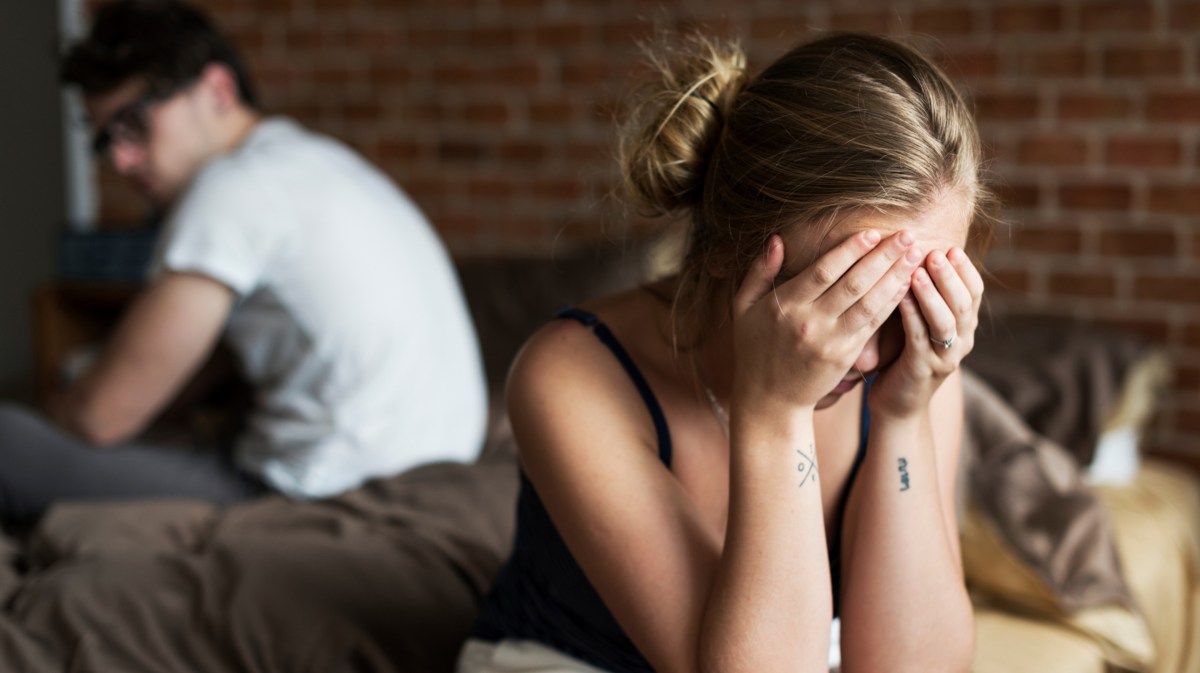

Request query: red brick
[
  {"left": 1185, "top": 322, "right": 1200, "bottom": 348},
  {"left": 1048, "top": 272, "right": 1116, "bottom": 298},
  {"left": 1147, "top": 92, "right": 1200, "bottom": 122},
  {"left": 1148, "top": 184, "right": 1200, "bottom": 215},
  {"left": 1057, "top": 92, "right": 1134, "bottom": 120},
  {"left": 1177, "top": 364, "right": 1200, "bottom": 392},
  {"left": 378, "top": 139, "right": 422, "bottom": 162},
  {"left": 437, "top": 213, "right": 484, "bottom": 236},
  {"left": 370, "top": 64, "right": 412, "bottom": 84},
  {"left": 1098, "top": 229, "right": 1178, "bottom": 256},
  {"left": 1013, "top": 47, "right": 1088, "bottom": 78},
  {"left": 345, "top": 102, "right": 380, "bottom": 121},
  {"left": 534, "top": 22, "right": 587, "bottom": 47},
  {"left": 912, "top": 8, "right": 975, "bottom": 34},
  {"left": 1171, "top": 2, "right": 1200, "bottom": 29},
  {"left": 1173, "top": 407, "right": 1200, "bottom": 433},
  {"left": 438, "top": 141, "right": 489, "bottom": 162},
  {"left": 1059, "top": 183, "right": 1133, "bottom": 211},
  {"left": 1012, "top": 227, "right": 1083, "bottom": 253},
  {"left": 973, "top": 92, "right": 1039, "bottom": 121},
  {"left": 996, "top": 182, "right": 1040, "bottom": 209},
  {"left": 829, "top": 10, "right": 904, "bottom": 34},
  {"left": 468, "top": 26, "right": 518, "bottom": 49},
  {"left": 529, "top": 101, "right": 574, "bottom": 124},
  {"left": 313, "top": 65, "right": 353, "bottom": 86},
  {"left": 431, "top": 63, "right": 480, "bottom": 84},
  {"left": 1134, "top": 274, "right": 1200, "bottom": 303},
  {"left": 493, "top": 63, "right": 542, "bottom": 86},
  {"left": 467, "top": 178, "right": 515, "bottom": 200},
  {"left": 935, "top": 49, "right": 1001, "bottom": 79},
  {"left": 750, "top": 16, "right": 811, "bottom": 41},
  {"left": 1016, "top": 135, "right": 1089, "bottom": 166},
  {"left": 408, "top": 27, "right": 449, "bottom": 48},
  {"left": 463, "top": 103, "right": 509, "bottom": 124},
  {"left": 566, "top": 142, "right": 609, "bottom": 162},
  {"left": 1096, "top": 317, "right": 1172, "bottom": 343},
  {"left": 349, "top": 26, "right": 399, "bottom": 51},
  {"left": 602, "top": 21, "right": 655, "bottom": 46},
  {"left": 674, "top": 16, "right": 738, "bottom": 39},
  {"left": 499, "top": 141, "right": 549, "bottom": 163},
  {"left": 993, "top": 5, "right": 1064, "bottom": 32},
  {"left": 1103, "top": 45, "right": 1184, "bottom": 78},
  {"left": 986, "top": 268, "right": 1032, "bottom": 294},
  {"left": 1105, "top": 136, "right": 1182, "bottom": 167},
  {"left": 526, "top": 179, "right": 585, "bottom": 201},
  {"left": 561, "top": 61, "right": 610, "bottom": 85},
  {"left": 1080, "top": 1, "right": 1156, "bottom": 31},
  {"left": 404, "top": 101, "right": 449, "bottom": 123}
]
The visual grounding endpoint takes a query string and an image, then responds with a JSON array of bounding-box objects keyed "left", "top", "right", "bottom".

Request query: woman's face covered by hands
[{"left": 778, "top": 190, "right": 974, "bottom": 410}]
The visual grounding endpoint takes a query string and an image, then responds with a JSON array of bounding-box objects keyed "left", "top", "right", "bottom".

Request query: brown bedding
[{"left": 0, "top": 442, "right": 519, "bottom": 673}]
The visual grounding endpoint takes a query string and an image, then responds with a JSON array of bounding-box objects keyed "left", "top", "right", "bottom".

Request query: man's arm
[{"left": 54, "top": 272, "right": 236, "bottom": 447}]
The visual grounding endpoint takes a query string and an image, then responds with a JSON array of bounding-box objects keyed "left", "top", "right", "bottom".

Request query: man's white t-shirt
[{"left": 151, "top": 117, "right": 487, "bottom": 498}]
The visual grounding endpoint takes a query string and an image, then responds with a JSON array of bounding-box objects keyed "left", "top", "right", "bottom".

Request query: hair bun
[{"left": 621, "top": 35, "right": 746, "bottom": 216}]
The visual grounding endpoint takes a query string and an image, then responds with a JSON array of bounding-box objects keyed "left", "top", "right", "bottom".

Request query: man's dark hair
[{"left": 61, "top": 0, "right": 259, "bottom": 107}]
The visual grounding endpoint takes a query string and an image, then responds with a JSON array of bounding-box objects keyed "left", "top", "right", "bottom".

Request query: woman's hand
[
  {"left": 869, "top": 247, "right": 984, "bottom": 420},
  {"left": 731, "top": 230, "right": 922, "bottom": 413}
]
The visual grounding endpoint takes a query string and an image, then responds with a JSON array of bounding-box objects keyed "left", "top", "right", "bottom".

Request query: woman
[{"left": 461, "top": 32, "right": 993, "bottom": 673}]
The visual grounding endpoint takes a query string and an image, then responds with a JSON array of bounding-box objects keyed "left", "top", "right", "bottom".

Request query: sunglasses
[{"left": 90, "top": 87, "right": 177, "bottom": 158}]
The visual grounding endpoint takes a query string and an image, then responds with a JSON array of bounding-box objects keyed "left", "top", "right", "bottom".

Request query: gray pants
[{"left": 0, "top": 403, "right": 267, "bottom": 526}]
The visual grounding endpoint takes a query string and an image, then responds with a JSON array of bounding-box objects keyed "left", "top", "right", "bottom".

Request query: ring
[{"left": 931, "top": 334, "right": 956, "bottom": 349}]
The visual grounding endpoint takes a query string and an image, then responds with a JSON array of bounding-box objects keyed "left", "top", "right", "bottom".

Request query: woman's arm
[
  {"left": 512, "top": 230, "right": 919, "bottom": 673},
  {"left": 838, "top": 371, "right": 973, "bottom": 673},
  {"left": 839, "top": 246, "right": 981, "bottom": 673}
]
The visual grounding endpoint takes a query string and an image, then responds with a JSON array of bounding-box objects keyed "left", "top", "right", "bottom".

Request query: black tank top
[{"left": 471, "top": 308, "right": 873, "bottom": 672}]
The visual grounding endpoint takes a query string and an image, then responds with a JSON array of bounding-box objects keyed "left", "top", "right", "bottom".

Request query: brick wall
[{"left": 85, "top": 0, "right": 1199, "bottom": 454}]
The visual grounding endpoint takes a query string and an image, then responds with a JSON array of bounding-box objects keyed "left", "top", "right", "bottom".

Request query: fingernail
[
  {"left": 863, "top": 229, "right": 880, "bottom": 245},
  {"left": 915, "top": 267, "right": 930, "bottom": 283},
  {"left": 930, "top": 251, "right": 946, "bottom": 267},
  {"left": 949, "top": 247, "right": 966, "bottom": 263},
  {"left": 899, "top": 230, "right": 915, "bottom": 246},
  {"left": 905, "top": 247, "right": 923, "bottom": 264}
]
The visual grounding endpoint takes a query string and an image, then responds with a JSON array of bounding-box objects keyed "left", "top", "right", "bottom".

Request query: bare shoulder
[{"left": 505, "top": 289, "right": 662, "bottom": 464}]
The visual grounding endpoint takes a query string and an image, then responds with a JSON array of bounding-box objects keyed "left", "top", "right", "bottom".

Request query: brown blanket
[
  {"left": 965, "top": 317, "right": 1149, "bottom": 466},
  {"left": 0, "top": 443, "right": 519, "bottom": 673},
  {"left": 961, "top": 369, "right": 1135, "bottom": 613}
]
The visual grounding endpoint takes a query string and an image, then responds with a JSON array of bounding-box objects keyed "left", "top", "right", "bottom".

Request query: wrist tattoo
[
  {"left": 898, "top": 457, "right": 911, "bottom": 492},
  {"left": 797, "top": 443, "right": 817, "bottom": 488}
]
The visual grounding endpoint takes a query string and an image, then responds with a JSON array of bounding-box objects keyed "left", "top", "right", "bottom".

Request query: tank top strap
[{"left": 555, "top": 307, "right": 673, "bottom": 467}]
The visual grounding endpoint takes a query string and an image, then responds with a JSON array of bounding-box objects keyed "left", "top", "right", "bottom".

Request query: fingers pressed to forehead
[
  {"left": 912, "top": 267, "right": 958, "bottom": 342},
  {"left": 948, "top": 247, "right": 985, "bottom": 301},
  {"left": 925, "top": 250, "right": 974, "bottom": 320},
  {"left": 781, "top": 229, "right": 882, "bottom": 303},
  {"left": 818, "top": 230, "right": 920, "bottom": 315}
]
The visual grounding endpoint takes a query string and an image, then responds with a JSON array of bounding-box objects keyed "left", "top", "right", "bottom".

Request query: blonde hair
[{"left": 621, "top": 32, "right": 998, "bottom": 348}]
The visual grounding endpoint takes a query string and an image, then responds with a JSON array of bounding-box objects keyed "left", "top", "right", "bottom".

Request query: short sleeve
[{"left": 150, "top": 162, "right": 281, "bottom": 296}]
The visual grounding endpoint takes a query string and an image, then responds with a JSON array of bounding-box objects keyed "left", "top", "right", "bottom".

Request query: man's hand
[{"left": 58, "top": 272, "right": 235, "bottom": 446}]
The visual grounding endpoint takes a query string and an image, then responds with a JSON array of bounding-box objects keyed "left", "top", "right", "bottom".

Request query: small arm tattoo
[
  {"left": 898, "top": 457, "right": 911, "bottom": 492},
  {"left": 797, "top": 443, "right": 817, "bottom": 488}
]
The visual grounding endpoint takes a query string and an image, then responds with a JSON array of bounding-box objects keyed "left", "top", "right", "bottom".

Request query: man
[{"left": 0, "top": 0, "right": 487, "bottom": 523}]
